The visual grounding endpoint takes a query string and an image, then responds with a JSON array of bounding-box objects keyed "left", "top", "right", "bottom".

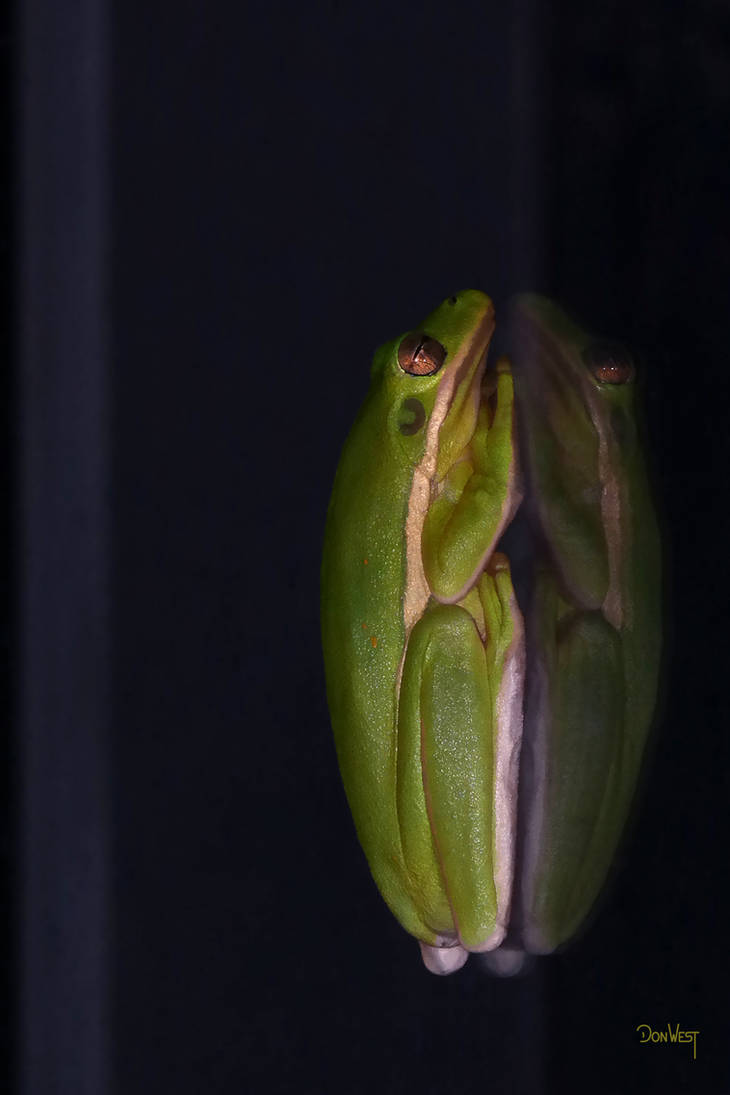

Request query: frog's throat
[{"left": 402, "top": 309, "right": 496, "bottom": 637}]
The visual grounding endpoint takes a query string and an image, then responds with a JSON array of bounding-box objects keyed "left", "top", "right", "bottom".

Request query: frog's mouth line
[{"left": 437, "top": 339, "right": 492, "bottom": 450}]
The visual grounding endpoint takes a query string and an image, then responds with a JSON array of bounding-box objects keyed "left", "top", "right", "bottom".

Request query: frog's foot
[
  {"left": 479, "top": 946, "right": 528, "bottom": 977},
  {"left": 419, "top": 939, "right": 469, "bottom": 975}
]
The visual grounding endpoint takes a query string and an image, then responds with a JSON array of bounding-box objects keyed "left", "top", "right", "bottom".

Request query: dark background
[{"left": 17, "top": 1, "right": 730, "bottom": 1093}]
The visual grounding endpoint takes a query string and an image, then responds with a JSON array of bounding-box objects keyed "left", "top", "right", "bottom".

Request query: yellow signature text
[{"left": 636, "top": 1023, "right": 698, "bottom": 1060}]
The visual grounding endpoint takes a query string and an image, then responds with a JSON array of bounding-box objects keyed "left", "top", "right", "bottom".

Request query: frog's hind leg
[{"left": 397, "top": 602, "right": 502, "bottom": 954}]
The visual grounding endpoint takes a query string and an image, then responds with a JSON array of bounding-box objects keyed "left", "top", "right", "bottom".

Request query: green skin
[{"left": 320, "top": 291, "right": 661, "bottom": 974}]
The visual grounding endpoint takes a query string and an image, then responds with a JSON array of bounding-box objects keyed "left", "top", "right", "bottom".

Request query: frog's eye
[
  {"left": 581, "top": 341, "right": 635, "bottom": 385},
  {"left": 398, "top": 332, "right": 447, "bottom": 376}
]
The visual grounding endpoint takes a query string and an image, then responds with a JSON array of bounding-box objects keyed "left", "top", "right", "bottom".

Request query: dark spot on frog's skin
[
  {"left": 449, "top": 295, "right": 458, "bottom": 304},
  {"left": 398, "top": 397, "right": 426, "bottom": 435}
]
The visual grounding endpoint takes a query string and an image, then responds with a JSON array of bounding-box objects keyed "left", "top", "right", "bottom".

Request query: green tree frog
[{"left": 320, "top": 291, "right": 661, "bottom": 974}]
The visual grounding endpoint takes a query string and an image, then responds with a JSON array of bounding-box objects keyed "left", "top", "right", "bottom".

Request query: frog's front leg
[
  {"left": 396, "top": 558, "right": 525, "bottom": 975},
  {"left": 423, "top": 359, "right": 522, "bottom": 603}
]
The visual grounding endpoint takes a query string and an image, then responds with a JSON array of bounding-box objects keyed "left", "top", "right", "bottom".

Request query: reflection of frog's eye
[
  {"left": 397, "top": 332, "right": 447, "bottom": 376},
  {"left": 582, "top": 341, "right": 635, "bottom": 384},
  {"left": 397, "top": 397, "right": 426, "bottom": 435}
]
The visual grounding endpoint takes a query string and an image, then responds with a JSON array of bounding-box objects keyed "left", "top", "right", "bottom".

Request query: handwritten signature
[{"left": 636, "top": 1023, "right": 699, "bottom": 1060}]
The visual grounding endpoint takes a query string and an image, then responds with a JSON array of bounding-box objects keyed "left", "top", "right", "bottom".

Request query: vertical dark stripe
[
  {"left": 502, "top": 4, "right": 549, "bottom": 1094},
  {"left": 510, "top": 0, "right": 548, "bottom": 291},
  {"left": 19, "top": 2, "right": 110, "bottom": 1092}
]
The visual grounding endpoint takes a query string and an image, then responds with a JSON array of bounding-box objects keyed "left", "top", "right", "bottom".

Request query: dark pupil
[
  {"left": 398, "top": 332, "right": 446, "bottom": 376},
  {"left": 581, "top": 341, "right": 633, "bottom": 383}
]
